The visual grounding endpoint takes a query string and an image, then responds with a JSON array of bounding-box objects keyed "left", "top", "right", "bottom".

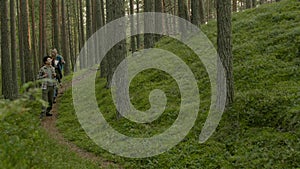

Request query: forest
[{"left": 0, "top": 0, "right": 299, "bottom": 168}]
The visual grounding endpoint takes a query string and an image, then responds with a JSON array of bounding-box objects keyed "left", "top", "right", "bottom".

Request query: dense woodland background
[
  {"left": 0, "top": 0, "right": 279, "bottom": 99},
  {"left": 1, "top": 0, "right": 300, "bottom": 168}
]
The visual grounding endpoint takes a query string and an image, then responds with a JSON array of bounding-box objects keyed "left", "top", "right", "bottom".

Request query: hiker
[
  {"left": 51, "top": 48, "right": 65, "bottom": 102},
  {"left": 51, "top": 48, "right": 65, "bottom": 83},
  {"left": 37, "top": 56, "right": 56, "bottom": 118}
]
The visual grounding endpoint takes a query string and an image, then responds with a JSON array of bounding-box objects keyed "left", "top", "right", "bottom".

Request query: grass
[{"left": 0, "top": 91, "right": 101, "bottom": 169}]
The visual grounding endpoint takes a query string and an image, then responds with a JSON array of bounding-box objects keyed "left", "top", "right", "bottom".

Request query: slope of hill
[
  {"left": 1, "top": 0, "right": 299, "bottom": 168},
  {"left": 57, "top": 0, "right": 300, "bottom": 168}
]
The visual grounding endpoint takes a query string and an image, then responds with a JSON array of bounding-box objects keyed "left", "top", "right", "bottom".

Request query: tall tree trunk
[
  {"left": 52, "top": 0, "right": 60, "bottom": 51},
  {"left": 97, "top": 0, "right": 108, "bottom": 78},
  {"left": 252, "top": 0, "right": 257, "bottom": 7},
  {"left": 95, "top": 0, "right": 104, "bottom": 31},
  {"left": 61, "top": 0, "right": 70, "bottom": 75},
  {"left": 91, "top": 0, "right": 99, "bottom": 68},
  {"left": 39, "top": 0, "right": 47, "bottom": 65},
  {"left": 76, "top": 0, "right": 81, "bottom": 52},
  {"left": 101, "top": 0, "right": 105, "bottom": 24},
  {"left": 130, "top": 0, "right": 136, "bottom": 52},
  {"left": 86, "top": 0, "right": 92, "bottom": 67},
  {"left": 39, "top": 0, "right": 43, "bottom": 64},
  {"left": 21, "top": 0, "right": 34, "bottom": 82},
  {"left": 106, "top": 0, "right": 127, "bottom": 119},
  {"left": 136, "top": 0, "right": 141, "bottom": 49},
  {"left": 199, "top": 0, "right": 205, "bottom": 24},
  {"left": 144, "top": 0, "right": 155, "bottom": 48},
  {"left": 191, "top": 0, "right": 201, "bottom": 26},
  {"left": 163, "top": 0, "right": 169, "bottom": 34},
  {"left": 155, "top": 0, "right": 163, "bottom": 41},
  {"left": 106, "top": 0, "right": 127, "bottom": 88},
  {"left": 178, "top": 0, "right": 189, "bottom": 37},
  {"left": 188, "top": 0, "right": 191, "bottom": 18},
  {"left": 233, "top": 0, "right": 238, "bottom": 12},
  {"left": 217, "top": 0, "right": 234, "bottom": 107},
  {"left": 1, "top": 0, "right": 13, "bottom": 99},
  {"left": 10, "top": 0, "right": 19, "bottom": 99},
  {"left": 246, "top": 0, "right": 252, "bottom": 8},
  {"left": 30, "top": 0, "right": 38, "bottom": 79},
  {"left": 17, "top": 0, "right": 25, "bottom": 84},
  {"left": 178, "top": 0, "right": 189, "bottom": 21},
  {"left": 42, "top": 0, "right": 47, "bottom": 57},
  {"left": 73, "top": 0, "right": 79, "bottom": 67},
  {"left": 67, "top": 1, "right": 74, "bottom": 71},
  {"left": 79, "top": 0, "right": 86, "bottom": 68}
]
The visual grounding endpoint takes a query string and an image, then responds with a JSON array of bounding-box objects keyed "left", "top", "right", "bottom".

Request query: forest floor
[{"left": 41, "top": 73, "right": 122, "bottom": 169}]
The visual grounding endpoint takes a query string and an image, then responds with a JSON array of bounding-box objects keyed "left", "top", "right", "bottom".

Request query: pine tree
[
  {"left": 21, "top": 0, "right": 34, "bottom": 82},
  {"left": 217, "top": 0, "right": 234, "bottom": 106},
  {"left": 1, "top": 0, "right": 13, "bottom": 99},
  {"left": 10, "top": 0, "right": 19, "bottom": 99},
  {"left": 144, "top": 0, "right": 155, "bottom": 48},
  {"left": 61, "top": 0, "right": 70, "bottom": 75}
]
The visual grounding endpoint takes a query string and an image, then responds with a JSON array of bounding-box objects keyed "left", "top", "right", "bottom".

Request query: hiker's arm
[{"left": 60, "top": 56, "right": 65, "bottom": 64}]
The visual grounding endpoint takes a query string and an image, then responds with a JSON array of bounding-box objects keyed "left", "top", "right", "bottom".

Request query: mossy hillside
[
  {"left": 0, "top": 94, "right": 101, "bottom": 169},
  {"left": 57, "top": 0, "right": 300, "bottom": 168}
]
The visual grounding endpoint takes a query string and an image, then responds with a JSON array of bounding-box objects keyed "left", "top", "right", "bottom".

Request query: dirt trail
[{"left": 41, "top": 71, "right": 122, "bottom": 169}]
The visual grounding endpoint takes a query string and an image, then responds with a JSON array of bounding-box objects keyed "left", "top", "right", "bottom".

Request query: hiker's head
[
  {"left": 43, "top": 56, "right": 52, "bottom": 65},
  {"left": 51, "top": 48, "right": 58, "bottom": 57}
]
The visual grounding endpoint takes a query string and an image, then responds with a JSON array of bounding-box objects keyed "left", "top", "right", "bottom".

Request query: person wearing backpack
[
  {"left": 51, "top": 48, "right": 65, "bottom": 83},
  {"left": 51, "top": 48, "right": 65, "bottom": 102},
  {"left": 37, "top": 56, "right": 56, "bottom": 118}
]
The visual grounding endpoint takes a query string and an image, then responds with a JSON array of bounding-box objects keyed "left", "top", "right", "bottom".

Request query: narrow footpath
[{"left": 41, "top": 73, "right": 122, "bottom": 169}]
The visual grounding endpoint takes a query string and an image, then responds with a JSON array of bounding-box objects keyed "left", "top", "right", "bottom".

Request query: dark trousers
[{"left": 42, "top": 86, "right": 54, "bottom": 114}]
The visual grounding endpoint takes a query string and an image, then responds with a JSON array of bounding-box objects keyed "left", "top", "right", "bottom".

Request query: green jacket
[{"left": 37, "top": 65, "right": 57, "bottom": 88}]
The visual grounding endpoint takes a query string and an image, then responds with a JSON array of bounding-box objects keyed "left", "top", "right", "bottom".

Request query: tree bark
[
  {"left": 39, "top": 0, "right": 47, "bottom": 65},
  {"left": 10, "top": 0, "right": 19, "bottom": 99},
  {"left": 1, "top": 0, "right": 13, "bottom": 99},
  {"left": 178, "top": 0, "right": 189, "bottom": 37},
  {"left": 233, "top": 0, "right": 238, "bottom": 12},
  {"left": 42, "top": 0, "right": 47, "bottom": 57},
  {"left": 155, "top": 0, "right": 163, "bottom": 41},
  {"left": 199, "top": 0, "right": 205, "bottom": 24},
  {"left": 86, "top": 0, "right": 92, "bottom": 67},
  {"left": 130, "top": 0, "right": 136, "bottom": 52},
  {"left": 52, "top": 0, "right": 60, "bottom": 51},
  {"left": 17, "top": 0, "right": 25, "bottom": 84},
  {"left": 79, "top": 0, "right": 86, "bottom": 68},
  {"left": 136, "top": 0, "right": 141, "bottom": 49},
  {"left": 191, "top": 0, "right": 201, "bottom": 26},
  {"left": 252, "top": 0, "right": 257, "bottom": 7},
  {"left": 106, "top": 0, "right": 127, "bottom": 88},
  {"left": 67, "top": 1, "right": 74, "bottom": 71},
  {"left": 30, "top": 0, "right": 38, "bottom": 79},
  {"left": 217, "top": 0, "right": 234, "bottom": 107},
  {"left": 144, "top": 0, "right": 155, "bottom": 48},
  {"left": 61, "top": 0, "right": 70, "bottom": 75},
  {"left": 246, "top": 0, "right": 252, "bottom": 8},
  {"left": 21, "top": 0, "right": 34, "bottom": 82},
  {"left": 97, "top": 0, "right": 108, "bottom": 78},
  {"left": 178, "top": 0, "right": 189, "bottom": 21}
]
